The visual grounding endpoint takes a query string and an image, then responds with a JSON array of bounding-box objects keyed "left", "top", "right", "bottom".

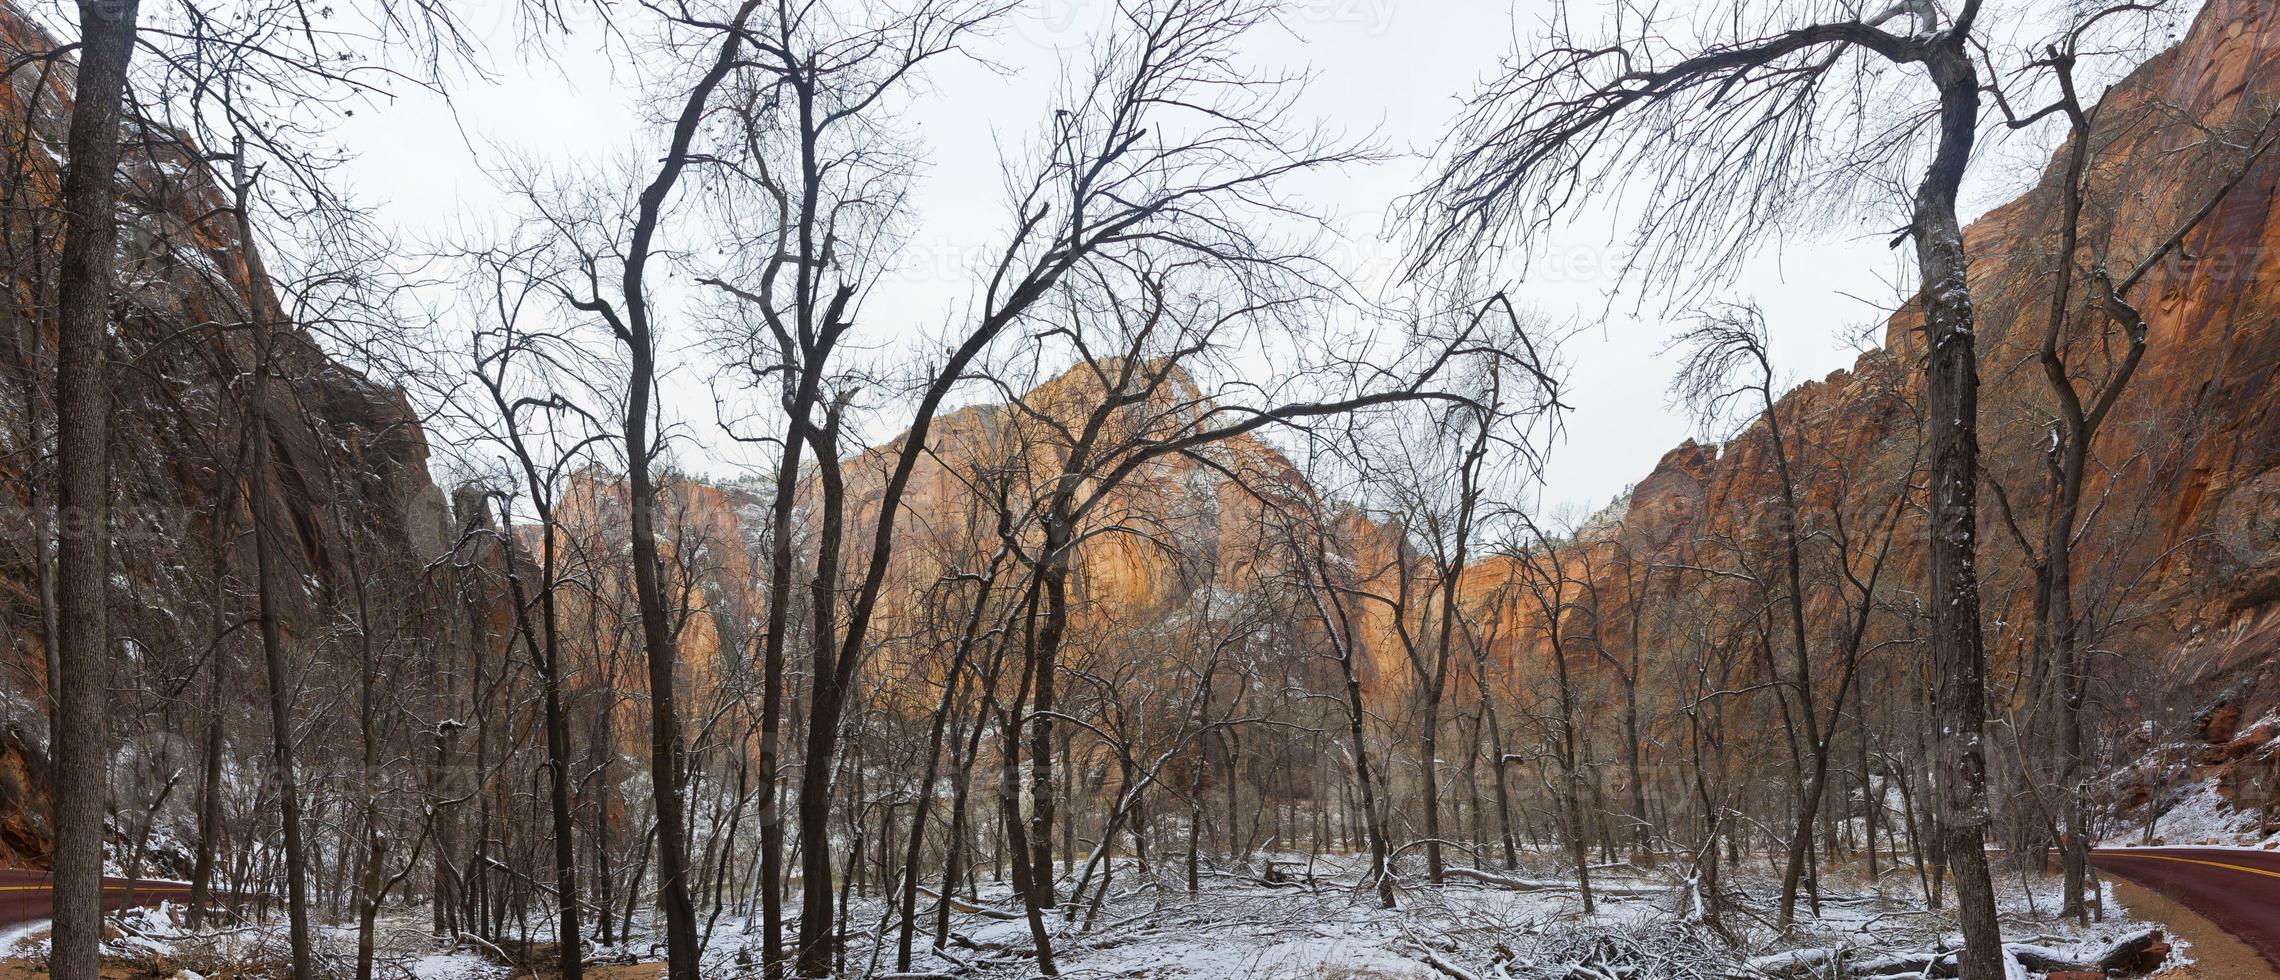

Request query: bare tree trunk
[
  {"left": 1622, "top": 678, "right": 1651, "bottom": 867},
  {"left": 756, "top": 426, "right": 802, "bottom": 980},
  {"left": 535, "top": 555, "right": 583, "bottom": 978},
  {"left": 936, "top": 693, "right": 987, "bottom": 948},
  {"left": 49, "top": 3, "right": 142, "bottom": 976},
  {"left": 336, "top": 509, "right": 392, "bottom": 980},
  {"left": 1752, "top": 357, "right": 1825, "bottom": 929},
  {"left": 1346, "top": 654, "right": 1395, "bottom": 908},
  {"left": 897, "top": 576, "right": 997, "bottom": 969},
  {"left": 795, "top": 417, "right": 852, "bottom": 977},
  {"left": 599, "top": 11, "right": 760, "bottom": 977},
  {"left": 1916, "top": 44, "right": 2003, "bottom": 980},
  {"left": 250, "top": 344, "right": 313, "bottom": 977},
  {"left": 1299, "top": 523, "right": 1396, "bottom": 908},
  {"left": 353, "top": 831, "right": 387, "bottom": 980},
  {"left": 1026, "top": 557, "right": 1070, "bottom": 910},
  {"left": 1482, "top": 700, "right": 1520, "bottom": 870},
  {"left": 1861, "top": 725, "right": 1881, "bottom": 882},
  {"left": 487, "top": 493, "right": 583, "bottom": 980},
  {"left": 626, "top": 274, "right": 699, "bottom": 980},
  {"left": 187, "top": 640, "right": 228, "bottom": 928},
  {"left": 231, "top": 144, "right": 316, "bottom": 980},
  {"left": 1417, "top": 681, "right": 1445, "bottom": 883},
  {"left": 1551, "top": 632, "right": 1593, "bottom": 913},
  {"left": 998, "top": 703, "right": 1058, "bottom": 975},
  {"left": 187, "top": 486, "right": 236, "bottom": 931},
  {"left": 591, "top": 695, "right": 617, "bottom": 947}
]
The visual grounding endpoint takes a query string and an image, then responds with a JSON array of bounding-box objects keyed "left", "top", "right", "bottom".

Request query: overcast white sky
[{"left": 314, "top": 0, "right": 2114, "bottom": 515}]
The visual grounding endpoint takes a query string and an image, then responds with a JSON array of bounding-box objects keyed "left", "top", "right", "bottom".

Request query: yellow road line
[{"left": 2096, "top": 851, "right": 2280, "bottom": 882}]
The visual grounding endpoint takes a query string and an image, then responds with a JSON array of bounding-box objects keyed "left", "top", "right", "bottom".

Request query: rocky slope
[
  {"left": 0, "top": 5, "right": 449, "bottom": 866},
  {"left": 1475, "top": 0, "right": 2280, "bottom": 835}
]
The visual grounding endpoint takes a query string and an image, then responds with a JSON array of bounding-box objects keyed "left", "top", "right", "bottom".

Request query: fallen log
[
  {"left": 1440, "top": 866, "right": 1674, "bottom": 897},
  {"left": 1841, "top": 929, "right": 2168, "bottom": 978},
  {"left": 1416, "top": 947, "right": 1482, "bottom": 980},
  {"left": 1747, "top": 946, "right": 1844, "bottom": 978},
  {"left": 1400, "top": 922, "right": 1484, "bottom": 980},
  {"left": 1440, "top": 867, "right": 1549, "bottom": 891},
  {"left": 2008, "top": 929, "right": 2166, "bottom": 976},
  {"left": 1849, "top": 949, "right": 1954, "bottom": 978},
  {"left": 917, "top": 886, "right": 1024, "bottom": 921}
]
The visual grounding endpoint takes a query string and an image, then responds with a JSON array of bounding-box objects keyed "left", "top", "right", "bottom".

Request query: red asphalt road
[
  {"left": 0, "top": 869, "right": 195, "bottom": 928},
  {"left": 2094, "top": 846, "right": 2280, "bottom": 972}
]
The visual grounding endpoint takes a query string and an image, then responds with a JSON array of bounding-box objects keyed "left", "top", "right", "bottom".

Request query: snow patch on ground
[
  {"left": 0, "top": 919, "right": 47, "bottom": 959},
  {"left": 778, "top": 853, "right": 2158, "bottom": 979},
  {"left": 2121, "top": 776, "right": 2267, "bottom": 846},
  {"left": 0, "top": 853, "right": 2174, "bottom": 979},
  {"left": 404, "top": 949, "right": 512, "bottom": 980}
]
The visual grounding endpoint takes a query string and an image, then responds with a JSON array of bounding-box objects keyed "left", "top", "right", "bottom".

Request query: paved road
[
  {"left": 0, "top": 868, "right": 196, "bottom": 927},
  {"left": 2094, "top": 846, "right": 2280, "bottom": 972}
]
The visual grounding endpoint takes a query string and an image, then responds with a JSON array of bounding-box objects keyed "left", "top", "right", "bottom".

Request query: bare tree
[
  {"left": 529, "top": 8, "right": 766, "bottom": 977},
  {"left": 456, "top": 238, "right": 620, "bottom": 980},
  {"left": 1327, "top": 296, "right": 1556, "bottom": 887},
  {"left": 690, "top": 5, "right": 1007, "bottom": 971},
  {"left": 1668, "top": 304, "right": 1912, "bottom": 925},
  {"left": 18, "top": 0, "right": 489, "bottom": 965},
  {"left": 1276, "top": 483, "right": 1398, "bottom": 907},
  {"left": 1979, "top": 1, "right": 2280, "bottom": 920},
  {"left": 1506, "top": 512, "right": 1597, "bottom": 913},
  {"left": 222, "top": 143, "right": 317, "bottom": 977},
  {"left": 1417, "top": 2, "right": 2009, "bottom": 970},
  {"left": 48, "top": 4, "right": 144, "bottom": 976},
  {"left": 701, "top": 1, "right": 1416, "bottom": 972}
]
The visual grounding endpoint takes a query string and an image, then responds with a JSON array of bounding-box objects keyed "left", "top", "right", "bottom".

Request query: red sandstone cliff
[
  {"left": 0, "top": 6, "right": 449, "bottom": 867},
  {"left": 1464, "top": 0, "right": 2280, "bottom": 831}
]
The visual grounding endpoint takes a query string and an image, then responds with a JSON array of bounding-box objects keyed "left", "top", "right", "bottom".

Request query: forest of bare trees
[{"left": 4, "top": 0, "right": 2279, "bottom": 978}]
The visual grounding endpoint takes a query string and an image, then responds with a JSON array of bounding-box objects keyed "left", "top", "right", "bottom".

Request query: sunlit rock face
[
  {"left": 1453, "top": 0, "right": 2280, "bottom": 819},
  {"left": 1947, "top": 0, "right": 2280, "bottom": 706},
  {"left": 824, "top": 360, "right": 1415, "bottom": 698},
  {"left": 1952, "top": 0, "right": 2280, "bottom": 672},
  {"left": 565, "top": 0, "right": 2280, "bottom": 755}
]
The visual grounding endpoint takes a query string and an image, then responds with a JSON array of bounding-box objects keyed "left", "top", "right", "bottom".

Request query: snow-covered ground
[
  {"left": 842, "top": 857, "right": 2170, "bottom": 979},
  {"left": 0, "top": 851, "right": 2182, "bottom": 979},
  {"left": 0, "top": 901, "right": 516, "bottom": 979},
  {"left": 2106, "top": 710, "right": 2280, "bottom": 850},
  {"left": 2114, "top": 775, "right": 2278, "bottom": 850}
]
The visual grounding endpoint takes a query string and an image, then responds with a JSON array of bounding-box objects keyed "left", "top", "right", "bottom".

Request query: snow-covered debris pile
[
  {"left": 1745, "top": 945, "right": 1842, "bottom": 977},
  {"left": 403, "top": 949, "right": 513, "bottom": 980},
  {"left": 1508, "top": 921, "right": 1745, "bottom": 978}
]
